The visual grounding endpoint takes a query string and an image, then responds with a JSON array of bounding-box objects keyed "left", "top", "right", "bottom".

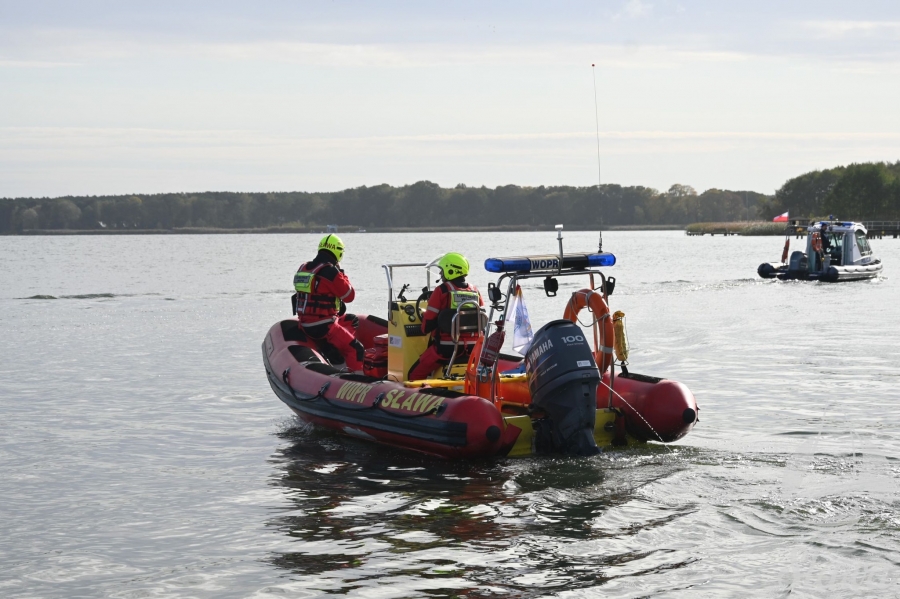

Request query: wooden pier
[
  {"left": 685, "top": 229, "right": 740, "bottom": 236},
  {"left": 685, "top": 219, "right": 900, "bottom": 238},
  {"left": 861, "top": 221, "right": 900, "bottom": 239},
  {"left": 785, "top": 220, "right": 900, "bottom": 239}
]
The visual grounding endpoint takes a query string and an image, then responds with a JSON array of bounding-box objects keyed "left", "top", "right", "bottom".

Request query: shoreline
[{"left": 4, "top": 224, "right": 686, "bottom": 236}]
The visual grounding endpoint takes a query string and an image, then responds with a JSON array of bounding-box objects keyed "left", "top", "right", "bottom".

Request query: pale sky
[{"left": 2, "top": 0, "right": 900, "bottom": 198}]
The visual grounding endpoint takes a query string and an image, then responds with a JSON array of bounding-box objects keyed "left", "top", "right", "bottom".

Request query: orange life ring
[
  {"left": 811, "top": 231, "right": 823, "bottom": 253},
  {"left": 563, "top": 289, "right": 615, "bottom": 373}
]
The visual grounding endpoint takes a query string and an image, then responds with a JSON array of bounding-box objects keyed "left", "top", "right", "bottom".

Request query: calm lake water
[{"left": 1, "top": 231, "right": 898, "bottom": 598}]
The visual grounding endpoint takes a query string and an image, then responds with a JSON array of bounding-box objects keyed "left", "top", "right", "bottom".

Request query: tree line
[
  {"left": 761, "top": 161, "right": 900, "bottom": 220},
  {"left": 0, "top": 183, "right": 767, "bottom": 233},
  {"left": 1, "top": 160, "right": 898, "bottom": 233}
]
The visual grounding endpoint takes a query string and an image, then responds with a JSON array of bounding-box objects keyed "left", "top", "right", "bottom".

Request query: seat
[{"left": 443, "top": 301, "right": 488, "bottom": 378}]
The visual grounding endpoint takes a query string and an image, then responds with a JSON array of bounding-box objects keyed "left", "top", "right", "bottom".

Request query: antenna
[
  {"left": 556, "top": 224, "right": 565, "bottom": 275},
  {"left": 592, "top": 63, "right": 603, "bottom": 251}
]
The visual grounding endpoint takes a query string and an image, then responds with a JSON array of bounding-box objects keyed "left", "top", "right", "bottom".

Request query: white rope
[
  {"left": 598, "top": 375, "right": 671, "bottom": 447},
  {"left": 571, "top": 290, "right": 610, "bottom": 328}
]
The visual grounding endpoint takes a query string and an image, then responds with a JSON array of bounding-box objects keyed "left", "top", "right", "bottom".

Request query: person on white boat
[{"left": 821, "top": 224, "right": 832, "bottom": 252}]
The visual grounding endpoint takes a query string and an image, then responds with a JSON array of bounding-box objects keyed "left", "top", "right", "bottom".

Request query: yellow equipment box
[{"left": 387, "top": 300, "right": 431, "bottom": 382}]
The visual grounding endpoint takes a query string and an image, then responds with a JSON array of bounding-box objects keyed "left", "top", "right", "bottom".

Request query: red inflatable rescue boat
[{"left": 263, "top": 230, "right": 698, "bottom": 458}]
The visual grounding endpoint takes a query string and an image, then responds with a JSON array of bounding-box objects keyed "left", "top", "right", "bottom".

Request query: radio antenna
[{"left": 592, "top": 63, "right": 603, "bottom": 252}]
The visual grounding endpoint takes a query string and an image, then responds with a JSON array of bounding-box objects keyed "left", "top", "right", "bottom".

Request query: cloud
[
  {"left": 5, "top": 126, "right": 899, "bottom": 151},
  {"left": 801, "top": 20, "right": 900, "bottom": 40},
  {"left": 0, "top": 59, "right": 80, "bottom": 68},
  {"left": 0, "top": 25, "right": 648, "bottom": 68},
  {"left": 616, "top": 0, "right": 653, "bottom": 19},
  {"left": 6, "top": 13, "right": 900, "bottom": 69},
  {"left": 193, "top": 40, "right": 746, "bottom": 68},
  {"left": 1, "top": 32, "right": 752, "bottom": 69}
]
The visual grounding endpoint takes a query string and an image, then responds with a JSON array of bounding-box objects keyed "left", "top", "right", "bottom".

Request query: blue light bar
[
  {"left": 484, "top": 252, "right": 616, "bottom": 273},
  {"left": 586, "top": 253, "right": 617, "bottom": 267}
]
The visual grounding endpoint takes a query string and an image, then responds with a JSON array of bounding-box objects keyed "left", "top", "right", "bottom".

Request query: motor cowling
[
  {"left": 788, "top": 250, "right": 808, "bottom": 273},
  {"left": 525, "top": 319, "right": 601, "bottom": 456}
]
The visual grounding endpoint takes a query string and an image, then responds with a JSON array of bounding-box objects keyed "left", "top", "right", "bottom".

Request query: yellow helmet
[
  {"left": 318, "top": 234, "right": 344, "bottom": 262},
  {"left": 438, "top": 252, "right": 469, "bottom": 280}
]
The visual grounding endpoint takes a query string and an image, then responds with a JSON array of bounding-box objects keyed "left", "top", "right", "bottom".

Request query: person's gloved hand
[{"left": 343, "top": 313, "right": 360, "bottom": 329}]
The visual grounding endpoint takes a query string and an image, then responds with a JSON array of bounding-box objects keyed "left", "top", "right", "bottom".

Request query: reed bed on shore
[{"left": 685, "top": 221, "right": 786, "bottom": 236}]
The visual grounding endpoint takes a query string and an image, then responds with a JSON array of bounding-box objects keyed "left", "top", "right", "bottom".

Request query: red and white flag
[{"left": 772, "top": 212, "right": 789, "bottom": 222}]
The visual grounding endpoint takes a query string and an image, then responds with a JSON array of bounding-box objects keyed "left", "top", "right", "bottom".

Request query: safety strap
[{"left": 300, "top": 317, "right": 337, "bottom": 327}]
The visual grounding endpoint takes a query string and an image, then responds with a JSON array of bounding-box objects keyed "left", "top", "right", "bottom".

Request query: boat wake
[
  {"left": 17, "top": 293, "right": 161, "bottom": 300},
  {"left": 629, "top": 278, "right": 762, "bottom": 295}
]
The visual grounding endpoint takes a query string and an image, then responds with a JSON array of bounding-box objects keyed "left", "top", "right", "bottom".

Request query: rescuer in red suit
[
  {"left": 293, "top": 234, "right": 364, "bottom": 371},
  {"left": 408, "top": 252, "right": 483, "bottom": 380}
]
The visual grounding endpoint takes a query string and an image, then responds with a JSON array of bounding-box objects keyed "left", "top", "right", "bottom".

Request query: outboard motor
[
  {"left": 788, "top": 250, "right": 808, "bottom": 274},
  {"left": 525, "top": 319, "right": 601, "bottom": 456}
]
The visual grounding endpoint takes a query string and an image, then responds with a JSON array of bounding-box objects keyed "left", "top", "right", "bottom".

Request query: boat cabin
[{"left": 805, "top": 220, "right": 876, "bottom": 270}]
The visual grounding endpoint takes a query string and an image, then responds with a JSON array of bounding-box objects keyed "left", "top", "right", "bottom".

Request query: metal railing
[{"left": 861, "top": 221, "right": 900, "bottom": 231}]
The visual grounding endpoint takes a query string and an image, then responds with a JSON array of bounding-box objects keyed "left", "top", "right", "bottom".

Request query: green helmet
[
  {"left": 438, "top": 252, "right": 469, "bottom": 280},
  {"left": 318, "top": 234, "right": 344, "bottom": 262}
]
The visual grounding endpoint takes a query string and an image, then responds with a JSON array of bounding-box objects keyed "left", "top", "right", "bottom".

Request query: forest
[
  {"left": 760, "top": 161, "right": 900, "bottom": 221},
  {"left": 0, "top": 184, "right": 767, "bottom": 233},
  {"left": 1, "top": 161, "right": 898, "bottom": 233}
]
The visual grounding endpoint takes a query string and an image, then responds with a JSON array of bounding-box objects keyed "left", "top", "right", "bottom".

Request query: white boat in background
[{"left": 758, "top": 219, "right": 883, "bottom": 282}]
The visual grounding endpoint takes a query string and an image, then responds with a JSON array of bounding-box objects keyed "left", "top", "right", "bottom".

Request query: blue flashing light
[
  {"left": 485, "top": 258, "right": 529, "bottom": 273},
  {"left": 587, "top": 253, "right": 616, "bottom": 268},
  {"left": 484, "top": 252, "right": 616, "bottom": 273}
]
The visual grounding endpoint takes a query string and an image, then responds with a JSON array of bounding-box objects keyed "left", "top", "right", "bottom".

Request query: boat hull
[
  {"left": 603, "top": 371, "right": 697, "bottom": 442},
  {"left": 263, "top": 325, "right": 512, "bottom": 459},
  {"left": 758, "top": 261, "right": 883, "bottom": 282},
  {"left": 264, "top": 318, "right": 698, "bottom": 458}
]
